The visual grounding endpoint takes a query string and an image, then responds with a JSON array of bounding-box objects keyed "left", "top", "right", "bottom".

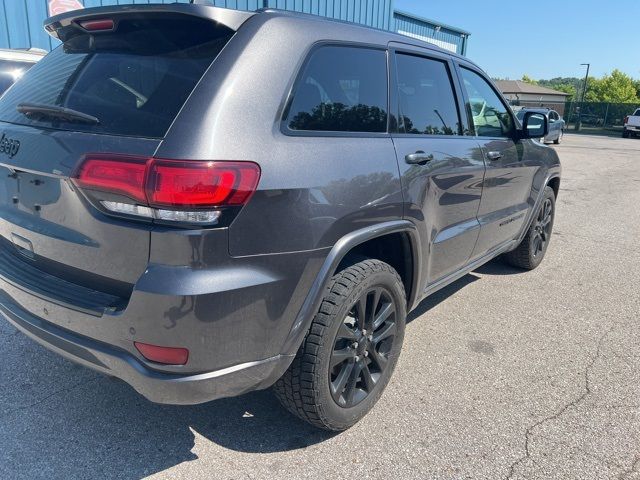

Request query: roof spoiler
[{"left": 44, "top": 3, "right": 255, "bottom": 42}]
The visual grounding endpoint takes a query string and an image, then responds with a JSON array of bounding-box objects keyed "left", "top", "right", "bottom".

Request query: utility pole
[{"left": 575, "top": 63, "right": 590, "bottom": 131}]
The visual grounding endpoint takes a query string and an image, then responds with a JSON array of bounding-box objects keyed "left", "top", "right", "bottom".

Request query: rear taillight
[
  {"left": 73, "top": 155, "right": 260, "bottom": 226},
  {"left": 624, "top": 116, "right": 629, "bottom": 124},
  {"left": 76, "top": 156, "right": 147, "bottom": 203},
  {"left": 147, "top": 160, "right": 259, "bottom": 208}
]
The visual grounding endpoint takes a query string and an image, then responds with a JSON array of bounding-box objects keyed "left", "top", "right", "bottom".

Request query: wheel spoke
[
  {"left": 373, "top": 302, "right": 394, "bottom": 330},
  {"left": 532, "top": 234, "right": 541, "bottom": 256},
  {"left": 330, "top": 348, "right": 353, "bottom": 369},
  {"left": 356, "top": 295, "right": 367, "bottom": 330},
  {"left": 368, "top": 289, "right": 381, "bottom": 330},
  {"left": 368, "top": 347, "right": 389, "bottom": 371},
  {"left": 336, "top": 322, "right": 357, "bottom": 341},
  {"left": 360, "top": 363, "right": 376, "bottom": 392},
  {"left": 331, "top": 360, "right": 354, "bottom": 399},
  {"left": 344, "top": 361, "right": 364, "bottom": 406},
  {"left": 373, "top": 321, "right": 396, "bottom": 345}
]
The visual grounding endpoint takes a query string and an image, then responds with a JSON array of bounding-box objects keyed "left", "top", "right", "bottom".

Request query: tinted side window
[
  {"left": 395, "top": 53, "right": 460, "bottom": 135},
  {"left": 460, "top": 68, "right": 514, "bottom": 138},
  {"left": 286, "top": 46, "right": 388, "bottom": 133}
]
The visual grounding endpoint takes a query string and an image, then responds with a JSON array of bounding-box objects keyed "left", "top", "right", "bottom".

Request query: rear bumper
[{"left": 0, "top": 292, "right": 293, "bottom": 405}]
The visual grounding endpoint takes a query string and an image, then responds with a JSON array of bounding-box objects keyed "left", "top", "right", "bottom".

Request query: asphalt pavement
[{"left": 1, "top": 133, "right": 639, "bottom": 479}]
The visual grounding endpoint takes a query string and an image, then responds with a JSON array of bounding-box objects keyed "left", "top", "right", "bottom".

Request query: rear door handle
[
  {"left": 486, "top": 151, "right": 503, "bottom": 161},
  {"left": 405, "top": 151, "right": 434, "bottom": 165}
]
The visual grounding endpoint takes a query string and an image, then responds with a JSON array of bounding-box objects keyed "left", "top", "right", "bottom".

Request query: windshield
[{"left": 0, "top": 16, "right": 232, "bottom": 138}]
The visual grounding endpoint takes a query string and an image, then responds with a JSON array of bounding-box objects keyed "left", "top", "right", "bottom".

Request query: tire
[
  {"left": 273, "top": 259, "right": 406, "bottom": 431},
  {"left": 622, "top": 129, "right": 630, "bottom": 138},
  {"left": 553, "top": 129, "right": 563, "bottom": 144},
  {"left": 503, "top": 186, "right": 556, "bottom": 270}
]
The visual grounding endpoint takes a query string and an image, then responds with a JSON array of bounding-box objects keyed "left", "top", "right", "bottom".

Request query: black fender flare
[
  {"left": 516, "top": 169, "right": 561, "bottom": 244},
  {"left": 280, "top": 220, "right": 421, "bottom": 356}
]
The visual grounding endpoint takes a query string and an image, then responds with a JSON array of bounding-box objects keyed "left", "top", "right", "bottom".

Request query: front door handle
[
  {"left": 405, "top": 151, "right": 434, "bottom": 165},
  {"left": 486, "top": 151, "right": 503, "bottom": 161}
]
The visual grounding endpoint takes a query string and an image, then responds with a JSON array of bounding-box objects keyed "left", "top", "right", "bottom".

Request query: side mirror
[{"left": 520, "top": 112, "right": 548, "bottom": 139}]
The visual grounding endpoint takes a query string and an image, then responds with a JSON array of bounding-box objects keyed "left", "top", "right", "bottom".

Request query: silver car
[{"left": 517, "top": 108, "right": 565, "bottom": 144}]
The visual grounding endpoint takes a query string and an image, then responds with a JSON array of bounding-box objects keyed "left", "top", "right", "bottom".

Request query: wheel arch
[
  {"left": 547, "top": 176, "right": 560, "bottom": 199},
  {"left": 280, "top": 220, "right": 421, "bottom": 356}
]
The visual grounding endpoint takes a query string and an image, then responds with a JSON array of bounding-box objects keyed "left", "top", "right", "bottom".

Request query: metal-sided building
[
  {"left": 393, "top": 10, "right": 469, "bottom": 55},
  {"left": 0, "top": 0, "right": 469, "bottom": 55}
]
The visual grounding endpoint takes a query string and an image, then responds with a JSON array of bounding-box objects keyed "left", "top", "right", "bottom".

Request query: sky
[{"left": 395, "top": 0, "right": 640, "bottom": 81}]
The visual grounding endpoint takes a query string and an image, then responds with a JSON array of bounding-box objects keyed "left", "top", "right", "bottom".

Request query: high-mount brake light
[
  {"left": 73, "top": 155, "right": 260, "bottom": 225},
  {"left": 79, "top": 19, "right": 115, "bottom": 32}
]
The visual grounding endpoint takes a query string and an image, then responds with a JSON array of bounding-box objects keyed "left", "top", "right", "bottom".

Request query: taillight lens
[
  {"left": 73, "top": 155, "right": 260, "bottom": 226},
  {"left": 75, "top": 156, "right": 148, "bottom": 204},
  {"left": 624, "top": 116, "right": 629, "bottom": 124},
  {"left": 147, "top": 160, "right": 260, "bottom": 208}
]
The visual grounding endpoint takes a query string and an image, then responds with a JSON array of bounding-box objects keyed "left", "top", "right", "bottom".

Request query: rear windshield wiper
[{"left": 17, "top": 103, "right": 100, "bottom": 125}]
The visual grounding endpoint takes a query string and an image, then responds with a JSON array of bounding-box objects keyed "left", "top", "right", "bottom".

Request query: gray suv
[{"left": 0, "top": 3, "right": 560, "bottom": 431}]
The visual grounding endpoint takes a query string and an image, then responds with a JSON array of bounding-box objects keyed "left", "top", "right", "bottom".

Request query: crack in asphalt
[
  {"left": 0, "top": 376, "right": 100, "bottom": 420},
  {"left": 505, "top": 326, "right": 615, "bottom": 480}
]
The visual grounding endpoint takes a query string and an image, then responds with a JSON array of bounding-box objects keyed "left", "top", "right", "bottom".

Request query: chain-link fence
[{"left": 509, "top": 99, "right": 640, "bottom": 134}]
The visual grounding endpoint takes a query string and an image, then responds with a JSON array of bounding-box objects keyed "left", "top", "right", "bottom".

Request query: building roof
[
  {"left": 0, "top": 48, "right": 46, "bottom": 63},
  {"left": 393, "top": 10, "right": 471, "bottom": 36},
  {"left": 495, "top": 80, "right": 570, "bottom": 97}
]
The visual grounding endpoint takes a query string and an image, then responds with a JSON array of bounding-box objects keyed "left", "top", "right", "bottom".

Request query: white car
[
  {"left": 622, "top": 108, "right": 640, "bottom": 138},
  {"left": 0, "top": 48, "right": 46, "bottom": 95}
]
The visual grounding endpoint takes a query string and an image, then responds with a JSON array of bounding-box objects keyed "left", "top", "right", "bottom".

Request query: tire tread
[{"left": 273, "top": 259, "right": 405, "bottom": 430}]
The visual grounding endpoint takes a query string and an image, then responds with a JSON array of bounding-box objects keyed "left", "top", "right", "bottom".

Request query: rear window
[
  {"left": 285, "top": 46, "right": 388, "bottom": 133},
  {"left": 0, "top": 16, "right": 232, "bottom": 138}
]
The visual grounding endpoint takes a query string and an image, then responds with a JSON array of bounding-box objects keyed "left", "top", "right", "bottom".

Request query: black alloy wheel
[
  {"left": 273, "top": 259, "right": 406, "bottom": 431},
  {"left": 329, "top": 286, "right": 397, "bottom": 408},
  {"left": 531, "top": 197, "right": 553, "bottom": 258}
]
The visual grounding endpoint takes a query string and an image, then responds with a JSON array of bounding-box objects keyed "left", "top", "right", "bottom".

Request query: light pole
[{"left": 575, "top": 63, "right": 590, "bottom": 131}]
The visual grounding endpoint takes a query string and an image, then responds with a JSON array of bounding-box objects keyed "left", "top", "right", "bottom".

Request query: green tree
[
  {"left": 586, "top": 70, "right": 639, "bottom": 103},
  {"left": 521, "top": 74, "right": 538, "bottom": 85},
  {"left": 538, "top": 77, "right": 580, "bottom": 100}
]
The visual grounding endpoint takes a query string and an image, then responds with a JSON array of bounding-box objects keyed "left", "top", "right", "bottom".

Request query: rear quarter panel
[{"left": 157, "top": 14, "right": 403, "bottom": 257}]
